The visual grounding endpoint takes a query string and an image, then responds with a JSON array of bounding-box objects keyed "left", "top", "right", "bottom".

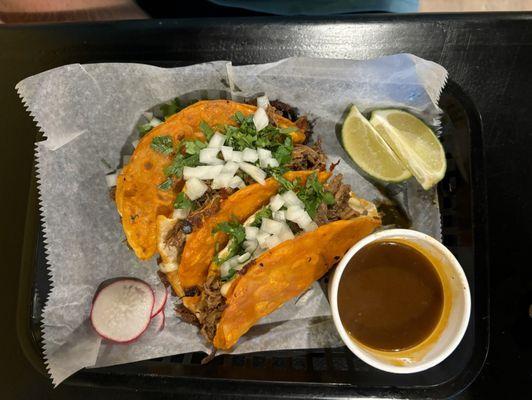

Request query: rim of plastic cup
[{"left": 329, "top": 228, "right": 471, "bottom": 374}]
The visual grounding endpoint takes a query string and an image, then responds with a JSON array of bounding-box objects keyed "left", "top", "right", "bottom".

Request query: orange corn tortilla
[
  {"left": 116, "top": 99, "right": 305, "bottom": 260},
  {"left": 213, "top": 216, "right": 381, "bottom": 350},
  {"left": 174, "top": 170, "right": 331, "bottom": 293}
]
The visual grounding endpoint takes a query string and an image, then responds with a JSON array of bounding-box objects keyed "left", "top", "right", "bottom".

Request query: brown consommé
[{"left": 338, "top": 240, "right": 444, "bottom": 352}]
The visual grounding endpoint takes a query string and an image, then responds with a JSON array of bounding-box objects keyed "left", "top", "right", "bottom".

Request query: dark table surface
[{"left": 1, "top": 13, "right": 531, "bottom": 399}]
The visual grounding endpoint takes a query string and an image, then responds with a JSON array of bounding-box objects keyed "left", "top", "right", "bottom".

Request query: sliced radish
[
  {"left": 151, "top": 310, "right": 165, "bottom": 332},
  {"left": 151, "top": 285, "right": 168, "bottom": 318},
  {"left": 90, "top": 278, "right": 154, "bottom": 343}
]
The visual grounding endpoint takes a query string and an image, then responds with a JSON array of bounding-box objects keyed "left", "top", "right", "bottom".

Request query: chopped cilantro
[
  {"left": 251, "top": 206, "right": 273, "bottom": 228},
  {"left": 213, "top": 218, "right": 246, "bottom": 265},
  {"left": 158, "top": 177, "right": 173, "bottom": 190},
  {"left": 184, "top": 140, "right": 207, "bottom": 155},
  {"left": 273, "top": 137, "right": 293, "bottom": 166},
  {"left": 160, "top": 98, "right": 184, "bottom": 120},
  {"left": 199, "top": 121, "right": 214, "bottom": 140},
  {"left": 163, "top": 152, "right": 199, "bottom": 178},
  {"left": 138, "top": 123, "right": 153, "bottom": 137},
  {"left": 273, "top": 172, "right": 335, "bottom": 219},
  {"left": 174, "top": 192, "right": 193, "bottom": 210},
  {"left": 151, "top": 136, "right": 174, "bottom": 155}
]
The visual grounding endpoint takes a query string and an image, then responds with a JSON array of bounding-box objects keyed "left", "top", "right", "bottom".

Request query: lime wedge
[
  {"left": 369, "top": 110, "right": 446, "bottom": 190},
  {"left": 341, "top": 105, "right": 412, "bottom": 183}
]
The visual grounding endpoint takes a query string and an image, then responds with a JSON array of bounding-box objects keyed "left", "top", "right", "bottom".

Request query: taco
[
  {"left": 116, "top": 99, "right": 306, "bottom": 261},
  {"left": 179, "top": 173, "right": 381, "bottom": 349}
]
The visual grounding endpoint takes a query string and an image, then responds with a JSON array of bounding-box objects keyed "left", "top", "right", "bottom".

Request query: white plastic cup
[{"left": 329, "top": 229, "right": 471, "bottom": 373}]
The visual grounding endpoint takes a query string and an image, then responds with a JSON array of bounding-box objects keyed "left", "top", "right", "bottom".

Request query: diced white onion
[
  {"left": 184, "top": 178, "right": 208, "bottom": 200},
  {"left": 253, "top": 107, "right": 269, "bottom": 132},
  {"left": 269, "top": 194, "right": 284, "bottom": 212},
  {"left": 260, "top": 218, "right": 284, "bottom": 235},
  {"left": 221, "top": 146, "right": 234, "bottom": 161},
  {"left": 132, "top": 139, "right": 139, "bottom": 148},
  {"left": 199, "top": 148, "right": 223, "bottom": 165},
  {"left": 208, "top": 132, "right": 226, "bottom": 148},
  {"left": 257, "top": 148, "right": 272, "bottom": 167},
  {"left": 230, "top": 150, "right": 243, "bottom": 163},
  {"left": 243, "top": 239, "right": 258, "bottom": 253},
  {"left": 237, "top": 252, "right": 251, "bottom": 263},
  {"left": 143, "top": 111, "right": 153, "bottom": 121},
  {"left": 105, "top": 173, "right": 118, "bottom": 187},
  {"left": 239, "top": 162, "right": 266, "bottom": 184},
  {"left": 222, "top": 161, "right": 239, "bottom": 176},
  {"left": 149, "top": 117, "right": 162, "bottom": 127},
  {"left": 267, "top": 158, "right": 280, "bottom": 168},
  {"left": 256, "top": 231, "right": 271, "bottom": 249},
  {"left": 256, "top": 95, "right": 270, "bottom": 110},
  {"left": 210, "top": 173, "right": 232, "bottom": 189},
  {"left": 242, "top": 148, "right": 259, "bottom": 163},
  {"left": 302, "top": 221, "right": 318, "bottom": 232},
  {"left": 282, "top": 190, "right": 304, "bottom": 208},
  {"left": 265, "top": 235, "right": 282, "bottom": 249},
  {"left": 173, "top": 208, "right": 190, "bottom": 219},
  {"left": 220, "top": 281, "right": 233, "bottom": 297},
  {"left": 159, "top": 261, "right": 179, "bottom": 273},
  {"left": 183, "top": 165, "right": 223, "bottom": 180},
  {"left": 272, "top": 210, "right": 286, "bottom": 221},
  {"left": 229, "top": 175, "right": 246, "bottom": 189},
  {"left": 245, "top": 226, "right": 259, "bottom": 240},
  {"left": 278, "top": 224, "right": 295, "bottom": 241},
  {"left": 122, "top": 155, "right": 131, "bottom": 165},
  {"left": 286, "top": 205, "right": 306, "bottom": 222}
]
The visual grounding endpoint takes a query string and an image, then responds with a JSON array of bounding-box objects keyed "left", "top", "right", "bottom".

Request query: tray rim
[{"left": 16, "top": 78, "right": 490, "bottom": 398}]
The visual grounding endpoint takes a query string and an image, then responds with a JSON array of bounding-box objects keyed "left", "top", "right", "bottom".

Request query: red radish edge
[
  {"left": 152, "top": 310, "right": 165, "bottom": 332},
  {"left": 90, "top": 278, "right": 155, "bottom": 344},
  {"left": 151, "top": 285, "right": 168, "bottom": 318}
]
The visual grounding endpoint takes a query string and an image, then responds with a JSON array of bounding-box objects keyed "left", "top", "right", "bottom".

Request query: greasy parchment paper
[{"left": 16, "top": 54, "right": 447, "bottom": 386}]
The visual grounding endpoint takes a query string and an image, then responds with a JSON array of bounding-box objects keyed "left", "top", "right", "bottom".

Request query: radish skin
[
  {"left": 90, "top": 278, "right": 154, "bottom": 344},
  {"left": 152, "top": 310, "right": 165, "bottom": 332},
  {"left": 151, "top": 285, "right": 168, "bottom": 317}
]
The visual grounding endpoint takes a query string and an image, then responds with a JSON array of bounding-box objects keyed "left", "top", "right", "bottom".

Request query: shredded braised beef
[
  {"left": 165, "top": 220, "right": 187, "bottom": 250},
  {"left": 186, "top": 186, "right": 233, "bottom": 229},
  {"left": 269, "top": 99, "right": 299, "bottom": 121},
  {"left": 323, "top": 174, "right": 359, "bottom": 222},
  {"left": 175, "top": 303, "right": 200, "bottom": 327},
  {"left": 196, "top": 275, "right": 227, "bottom": 342},
  {"left": 287, "top": 139, "right": 327, "bottom": 171}
]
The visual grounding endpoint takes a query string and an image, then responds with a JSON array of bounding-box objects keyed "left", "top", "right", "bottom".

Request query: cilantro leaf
[
  {"left": 160, "top": 98, "right": 184, "bottom": 120},
  {"left": 164, "top": 153, "right": 199, "bottom": 178},
  {"left": 273, "top": 173, "right": 299, "bottom": 192},
  {"left": 251, "top": 206, "right": 273, "bottom": 228},
  {"left": 174, "top": 192, "right": 193, "bottom": 210},
  {"left": 297, "top": 172, "right": 336, "bottom": 218},
  {"left": 199, "top": 121, "right": 214, "bottom": 140},
  {"left": 213, "top": 218, "right": 246, "bottom": 265},
  {"left": 138, "top": 123, "right": 153, "bottom": 137},
  {"left": 158, "top": 177, "right": 173, "bottom": 190},
  {"left": 273, "top": 137, "right": 293, "bottom": 166},
  {"left": 184, "top": 140, "right": 207, "bottom": 155},
  {"left": 151, "top": 136, "right": 174, "bottom": 155}
]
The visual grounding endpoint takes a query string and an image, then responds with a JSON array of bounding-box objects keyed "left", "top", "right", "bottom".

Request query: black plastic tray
[{"left": 17, "top": 80, "right": 489, "bottom": 399}]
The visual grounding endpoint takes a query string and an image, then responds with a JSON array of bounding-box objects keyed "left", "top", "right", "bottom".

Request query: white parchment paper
[{"left": 16, "top": 54, "right": 448, "bottom": 386}]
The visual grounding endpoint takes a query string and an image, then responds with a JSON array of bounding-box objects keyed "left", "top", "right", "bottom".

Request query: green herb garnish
[
  {"left": 174, "top": 192, "right": 193, "bottom": 210},
  {"left": 213, "top": 218, "right": 246, "bottom": 265},
  {"left": 251, "top": 206, "right": 273, "bottom": 228},
  {"left": 184, "top": 140, "right": 207, "bottom": 155},
  {"left": 160, "top": 98, "right": 185, "bottom": 120},
  {"left": 151, "top": 136, "right": 174, "bottom": 155},
  {"left": 199, "top": 121, "right": 215, "bottom": 140},
  {"left": 138, "top": 123, "right": 153, "bottom": 137},
  {"left": 273, "top": 137, "right": 293, "bottom": 166},
  {"left": 158, "top": 177, "right": 173, "bottom": 190}
]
